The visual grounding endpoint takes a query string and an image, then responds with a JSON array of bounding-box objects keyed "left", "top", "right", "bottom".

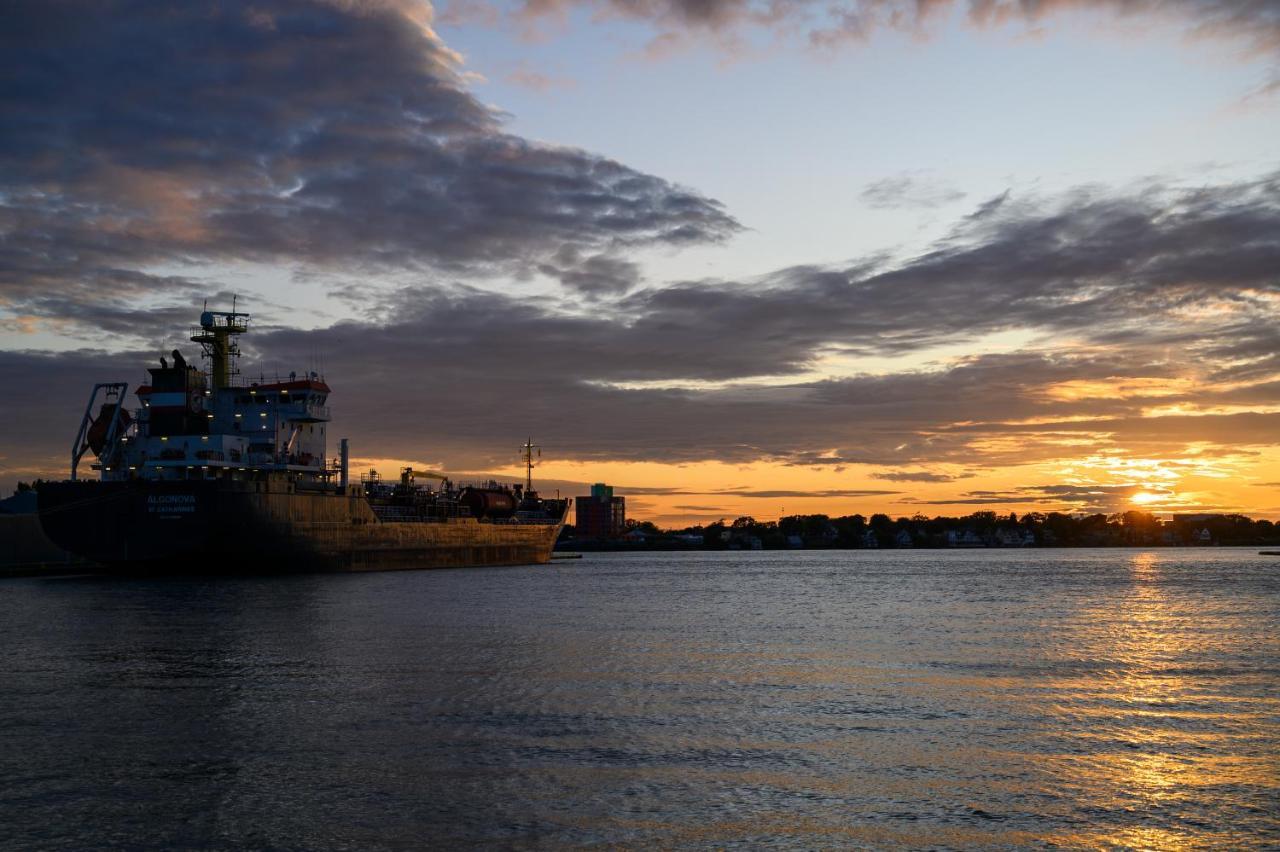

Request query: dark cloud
[
  {"left": 860, "top": 174, "right": 966, "bottom": 210},
  {"left": 0, "top": 0, "right": 738, "bottom": 329},
  {"left": 536, "top": 247, "right": 643, "bottom": 296},
  {"left": 5, "top": 172, "right": 1280, "bottom": 493},
  {"left": 0, "top": 348, "right": 149, "bottom": 483},
  {"left": 474, "top": 0, "right": 1280, "bottom": 61},
  {"left": 906, "top": 483, "right": 1178, "bottom": 514},
  {"left": 720, "top": 489, "right": 901, "bottom": 498},
  {"left": 905, "top": 494, "right": 1057, "bottom": 506},
  {"left": 599, "top": 173, "right": 1280, "bottom": 379},
  {"left": 871, "top": 471, "right": 967, "bottom": 482}
]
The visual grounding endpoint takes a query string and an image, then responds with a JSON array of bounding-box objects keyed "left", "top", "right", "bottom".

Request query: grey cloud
[
  {"left": 906, "top": 483, "right": 1168, "bottom": 513},
  {"left": 479, "top": 0, "right": 1280, "bottom": 60},
  {"left": 612, "top": 486, "right": 701, "bottom": 495},
  {"left": 0, "top": 348, "right": 150, "bottom": 484},
  {"left": 720, "top": 489, "right": 900, "bottom": 498},
  {"left": 966, "top": 191, "right": 1010, "bottom": 221},
  {"left": 860, "top": 174, "right": 966, "bottom": 210},
  {"left": 606, "top": 173, "right": 1280, "bottom": 377},
  {"left": 0, "top": 0, "right": 738, "bottom": 330},
  {"left": 4, "top": 326, "right": 1277, "bottom": 496},
  {"left": 871, "top": 471, "right": 967, "bottom": 482},
  {"left": 904, "top": 495, "right": 1057, "bottom": 505},
  {"left": 6, "top": 173, "right": 1280, "bottom": 491},
  {"left": 537, "top": 247, "right": 643, "bottom": 296}
]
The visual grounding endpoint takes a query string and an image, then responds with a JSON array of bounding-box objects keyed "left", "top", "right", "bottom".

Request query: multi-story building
[{"left": 575, "top": 483, "right": 625, "bottom": 539}]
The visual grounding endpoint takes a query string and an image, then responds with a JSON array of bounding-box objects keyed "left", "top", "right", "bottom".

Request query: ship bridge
[{"left": 81, "top": 307, "right": 336, "bottom": 483}]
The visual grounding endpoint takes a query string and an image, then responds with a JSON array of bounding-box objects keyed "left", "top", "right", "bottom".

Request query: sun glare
[{"left": 1130, "top": 491, "right": 1163, "bottom": 505}]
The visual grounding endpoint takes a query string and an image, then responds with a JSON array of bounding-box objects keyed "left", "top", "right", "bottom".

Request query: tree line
[{"left": 583, "top": 510, "right": 1280, "bottom": 549}]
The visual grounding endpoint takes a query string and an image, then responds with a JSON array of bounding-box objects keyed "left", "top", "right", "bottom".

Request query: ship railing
[{"left": 370, "top": 505, "right": 421, "bottom": 522}]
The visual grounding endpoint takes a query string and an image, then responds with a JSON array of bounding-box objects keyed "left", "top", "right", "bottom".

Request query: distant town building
[
  {"left": 995, "top": 528, "right": 1036, "bottom": 547},
  {"left": 947, "top": 529, "right": 985, "bottom": 548},
  {"left": 575, "top": 483, "right": 625, "bottom": 539}
]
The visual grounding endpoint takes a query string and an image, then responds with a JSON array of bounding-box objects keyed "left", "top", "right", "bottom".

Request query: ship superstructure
[
  {"left": 40, "top": 306, "right": 569, "bottom": 573},
  {"left": 73, "top": 308, "right": 336, "bottom": 485}
]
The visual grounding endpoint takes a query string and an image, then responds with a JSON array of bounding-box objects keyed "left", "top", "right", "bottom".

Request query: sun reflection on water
[{"left": 1039, "top": 551, "right": 1276, "bottom": 848}]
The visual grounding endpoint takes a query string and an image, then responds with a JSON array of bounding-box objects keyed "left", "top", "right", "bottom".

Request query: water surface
[{"left": 1, "top": 549, "right": 1277, "bottom": 848}]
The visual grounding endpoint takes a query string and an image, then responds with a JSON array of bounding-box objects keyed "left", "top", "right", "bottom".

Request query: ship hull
[{"left": 38, "top": 480, "right": 565, "bottom": 574}]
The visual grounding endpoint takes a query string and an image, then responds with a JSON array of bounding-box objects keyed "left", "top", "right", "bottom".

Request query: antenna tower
[
  {"left": 191, "top": 298, "right": 250, "bottom": 391},
  {"left": 520, "top": 438, "right": 541, "bottom": 493}
]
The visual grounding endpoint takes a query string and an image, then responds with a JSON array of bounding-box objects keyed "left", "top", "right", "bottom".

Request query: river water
[{"left": 1, "top": 549, "right": 1277, "bottom": 849}]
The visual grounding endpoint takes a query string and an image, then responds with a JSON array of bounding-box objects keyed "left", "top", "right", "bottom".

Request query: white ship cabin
[
  {"left": 103, "top": 362, "right": 332, "bottom": 482},
  {"left": 89, "top": 309, "right": 336, "bottom": 483}
]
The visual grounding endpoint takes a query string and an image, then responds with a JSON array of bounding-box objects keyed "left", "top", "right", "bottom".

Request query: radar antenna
[{"left": 191, "top": 299, "right": 250, "bottom": 391}]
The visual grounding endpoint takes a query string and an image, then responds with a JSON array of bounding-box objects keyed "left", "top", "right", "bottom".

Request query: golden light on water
[{"left": 1036, "top": 552, "right": 1279, "bottom": 849}]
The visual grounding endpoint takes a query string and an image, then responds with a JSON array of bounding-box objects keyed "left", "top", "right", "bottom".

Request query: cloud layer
[
  {"left": 468, "top": 0, "right": 1280, "bottom": 60},
  {"left": 8, "top": 171, "right": 1275, "bottom": 487},
  {"left": 3, "top": 0, "right": 1278, "bottom": 520},
  {"left": 1, "top": 0, "right": 738, "bottom": 330}
]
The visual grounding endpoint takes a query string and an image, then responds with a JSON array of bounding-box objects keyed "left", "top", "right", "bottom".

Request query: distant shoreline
[
  {"left": 560, "top": 510, "right": 1280, "bottom": 551},
  {"left": 559, "top": 540, "right": 1280, "bottom": 552}
]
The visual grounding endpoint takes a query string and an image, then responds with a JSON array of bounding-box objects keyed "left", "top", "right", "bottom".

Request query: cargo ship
[{"left": 37, "top": 306, "right": 569, "bottom": 573}]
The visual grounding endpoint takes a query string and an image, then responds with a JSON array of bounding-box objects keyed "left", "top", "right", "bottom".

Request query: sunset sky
[{"left": 3, "top": 0, "right": 1280, "bottom": 525}]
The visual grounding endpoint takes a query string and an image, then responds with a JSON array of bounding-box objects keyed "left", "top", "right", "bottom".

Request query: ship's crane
[{"left": 400, "top": 467, "right": 448, "bottom": 487}]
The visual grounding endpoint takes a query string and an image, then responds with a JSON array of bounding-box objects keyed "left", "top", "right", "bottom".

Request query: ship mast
[
  {"left": 520, "top": 438, "right": 540, "bottom": 493},
  {"left": 191, "top": 300, "right": 250, "bottom": 391}
]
